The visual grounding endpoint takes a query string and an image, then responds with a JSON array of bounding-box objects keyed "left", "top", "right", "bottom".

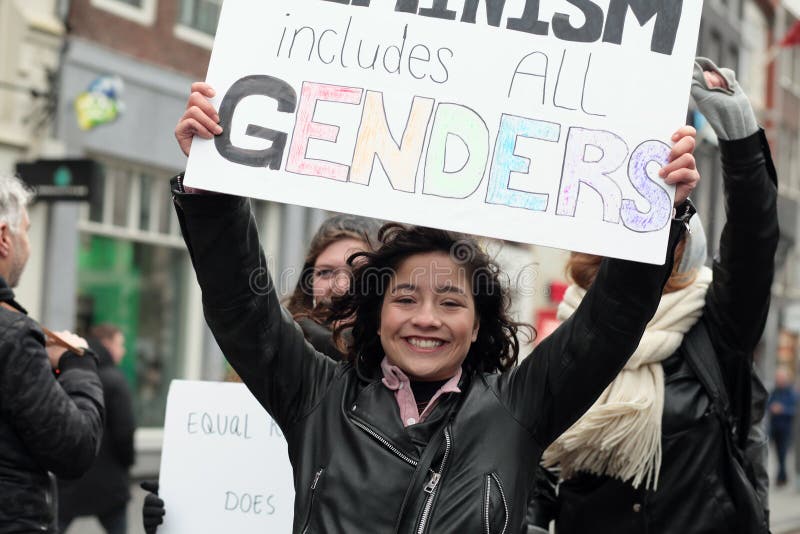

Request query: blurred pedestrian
[
  {"left": 58, "top": 324, "right": 135, "bottom": 534},
  {"left": 0, "top": 174, "right": 104, "bottom": 533},
  {"left": 769, "top": 366, "right": 797, "bottom": 487}
]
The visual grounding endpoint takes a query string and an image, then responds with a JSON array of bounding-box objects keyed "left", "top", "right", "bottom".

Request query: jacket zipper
[
  {"left": 352, "top": 419, "right": 418, "bottom": 467},
  {"left": 484, "top": 473, "right": 509, "bottom": 534},
  {"left": 415, "top": 426, "right": 452, "bottom": 534},
  {"left": 301, "top": 467, "right": 324, "bottom": 534}
]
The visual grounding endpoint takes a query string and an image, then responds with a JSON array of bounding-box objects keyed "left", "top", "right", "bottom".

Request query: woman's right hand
[
  {"left": 141, "top": 480, "right": 165, "bottom": 534},
  {"left": 175, "top": 82, "right": 222, "bottom": 157}
]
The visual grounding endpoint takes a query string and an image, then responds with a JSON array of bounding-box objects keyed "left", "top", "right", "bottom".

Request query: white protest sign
[
  {"left": 158, "top": 380, "right": 294, "bottom": 534},
  {"left": 185, "top": 0, "right": 703, "bottom": 264}
]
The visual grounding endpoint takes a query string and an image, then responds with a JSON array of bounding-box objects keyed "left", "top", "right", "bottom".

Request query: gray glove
[{"left": 690, "top": 57, "right": 758, "bottom": 140}]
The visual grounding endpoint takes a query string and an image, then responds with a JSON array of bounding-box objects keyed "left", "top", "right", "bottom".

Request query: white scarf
[{"left": 542, "top": 267, "right": 712, "bottom": 490}]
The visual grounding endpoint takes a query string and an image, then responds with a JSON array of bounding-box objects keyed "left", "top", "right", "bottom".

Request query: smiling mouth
[{"left": 404, "top": 337, "right": 447, "bottom": 351}]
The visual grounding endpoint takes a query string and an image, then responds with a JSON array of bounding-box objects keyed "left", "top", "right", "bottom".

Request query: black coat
[
  {"left": 0, "top": 278, "right": 104, "bottom": 533},
  {"left": 173, "top": 183, "right": 684, "bottom": 534},
  {"left": 58, "top": 339, "right": 136, "bottom": 518},
  {"left": 550, "top": 131, "right": 779, "bottom": 534}
]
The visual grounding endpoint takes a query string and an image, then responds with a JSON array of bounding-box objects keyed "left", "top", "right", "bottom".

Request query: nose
[
  {"left": 331, "top": 269, "right": 351, "bottom": 296},
  {"left": 411, "top": 302, "right": 442, "bottom": 329}
]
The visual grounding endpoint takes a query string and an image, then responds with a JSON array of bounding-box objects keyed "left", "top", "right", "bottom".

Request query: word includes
[
  {"left": 224, "top": 491, "right": 276, "bottom": 515},
  {"left": 323, "top": 0, "right": 684, "bottom": 55},
  {"left": 215, "top": 75, "right": 673, "bottom": 233},
  {"left": 278, "top": 17, "right": 454, "bottom": 84},
  {"left": 187, "top": 412, "right": 253, "bottom": 439}
]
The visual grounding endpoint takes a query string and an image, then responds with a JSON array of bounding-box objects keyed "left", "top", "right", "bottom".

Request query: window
[
  {"left": 83, "top": 159, "right": 180, "bottom": 242},
  {"left": 178, "top": 0, "right": 222, "bottom": 35},
  {"left": 78, "top": 158, "right": 200, "bottom": 428},
  {"left": 90, "top": 0, "right": 157, "bottom": 25}
]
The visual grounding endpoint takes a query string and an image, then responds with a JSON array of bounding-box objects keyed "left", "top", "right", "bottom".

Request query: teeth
[{"left": 408, "top": 338, "right": 444, "bottom": 349}]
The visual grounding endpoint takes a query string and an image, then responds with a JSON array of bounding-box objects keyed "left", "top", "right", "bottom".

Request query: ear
[
  {"left": 471, "top": 316, "right": 480, "bottom": 343},
  {"left": 0, "top": 223, "right": 10, "bottom": 258}
]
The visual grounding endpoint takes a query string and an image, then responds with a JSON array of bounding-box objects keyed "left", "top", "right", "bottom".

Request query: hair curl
[{"left": 330, "top": 224, "right": 527, "bottom": 378}]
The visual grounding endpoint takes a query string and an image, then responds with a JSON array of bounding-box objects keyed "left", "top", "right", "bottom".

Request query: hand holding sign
[
  {"left": 662, "top": 126, "right": 698, "bottom": 207},
  {"left": 176, "top": 82, "right": 222, "bottom": 157},
  {"left": 182, "top": 0, "right": 704, "bottom": 263}
]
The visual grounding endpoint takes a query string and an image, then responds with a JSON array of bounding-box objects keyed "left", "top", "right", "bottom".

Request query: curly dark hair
[
  {"left": 330, "top": 224, "right": 528, "bottom": 378},
  {"left": 285, "top": 213, "right": 382, "bottom": 321}
]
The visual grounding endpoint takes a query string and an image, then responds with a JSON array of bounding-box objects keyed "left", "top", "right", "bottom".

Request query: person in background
[
  {"left": 0, "top": 174, "right": 104, "bottom": 533},
  {"left": 530, "top": 59, "right": 778, "bottom": 534},
  {"left": 285, "top": 213, "right": 381, "bottom": 359},
  {"left": 769, "top": 366, "right": 797, "bottom": 487},
  {"left": 58, "top": 324, "right": 135, "bottom": 534}
]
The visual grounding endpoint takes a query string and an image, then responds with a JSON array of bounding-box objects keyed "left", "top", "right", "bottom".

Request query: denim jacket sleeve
[
  {"left": 172, "top": 187, "right": 338, "bottom": 430},
  {"left": 494, "top": 219, "right": 685, "bottom": 450}
]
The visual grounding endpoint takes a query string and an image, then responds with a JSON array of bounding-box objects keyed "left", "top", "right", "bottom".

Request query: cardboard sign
[
  {"left": 158, "top": 380, "right": 294, "bottom": 533},
  {"left": 185, "top": 0, "right": 703, "bottom": 264}
]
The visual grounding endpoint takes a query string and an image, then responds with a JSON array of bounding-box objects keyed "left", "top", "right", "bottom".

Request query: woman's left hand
[{"left": 660, "top": 125, "right": 700, "bottom": 207}]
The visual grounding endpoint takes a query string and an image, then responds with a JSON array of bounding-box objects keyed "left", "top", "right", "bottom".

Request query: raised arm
[
  {"left": 495, "top": 127, "right": 698, "bottom": 449},
  {"left": 172, "top": 84, "right": 337, "bottom": 429},
  {"left": 691, "top": 59, "right": 779, "bottom": 354}
]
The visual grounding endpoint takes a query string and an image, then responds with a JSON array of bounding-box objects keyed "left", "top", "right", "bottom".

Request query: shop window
[
  {"left": 77, "top": 236, "right": 188, "bottom": 427},
  {"left": 78, "top": 158, "right": 194, "bottom": 428}
]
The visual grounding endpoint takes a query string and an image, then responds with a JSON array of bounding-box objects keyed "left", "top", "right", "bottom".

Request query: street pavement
[{"left": 65, "top": 447, "right": 800, "bottom": 534}]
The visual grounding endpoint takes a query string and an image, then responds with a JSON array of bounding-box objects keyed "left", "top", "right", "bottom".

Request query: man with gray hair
[{"left": 0, "top": 174, "right": 104, "bottom": 533}]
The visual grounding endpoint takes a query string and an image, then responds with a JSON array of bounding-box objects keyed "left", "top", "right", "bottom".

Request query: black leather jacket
[
  {"left": 0, "top": 279, "right": 105, "bottom": 533},
  {"left": 548, "top": 130, "right": 778, "bottom": 534},
  {"left": 173, "top": 185, "right": 685, "bottom": 534}
]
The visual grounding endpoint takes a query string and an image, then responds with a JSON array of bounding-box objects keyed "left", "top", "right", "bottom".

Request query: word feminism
[
  {"left": 323, "top": 0, "right": 684, "bottom": 55},
  {"left": 215, "top": 75, "right": 673, "bottom": 233}
]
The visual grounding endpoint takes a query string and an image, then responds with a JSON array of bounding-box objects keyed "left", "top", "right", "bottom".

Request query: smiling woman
[
  {"left": 330, "top": 224, "right": 518, "bottom": 382},
  {"left": 171, "top": 78, "right": 701, "bottom": 533},
  {"left": 172, "top": 179, "right": 690, "bottom": 532}
]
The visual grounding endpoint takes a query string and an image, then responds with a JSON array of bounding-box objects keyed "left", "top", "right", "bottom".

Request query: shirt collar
[{"left": 380, "top": 357, "right": 462, "bottom": 394}]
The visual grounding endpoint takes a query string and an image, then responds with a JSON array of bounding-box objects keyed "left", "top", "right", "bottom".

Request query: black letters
[
  {"left": 507, "top": 0, "right": 549, "bottom": 36},
  {"left": 418, "top": 0, "right": 457, "bottom": 20},
  {"left": 461, "top": 0, "right": 507, "bottom": 27},
  {"left": 603, "top": 0, "right": 683, "bottom": 55},
  {"left": 552, "top": 0, "right": 604, "bottom": 42},
  {"left": 216, "top": 75, "right": 297, "bottom": 170}
]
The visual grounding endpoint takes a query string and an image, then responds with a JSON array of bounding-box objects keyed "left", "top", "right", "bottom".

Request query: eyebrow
[{"left": 391, "top": 283, "right": 467, "bottom": 296}]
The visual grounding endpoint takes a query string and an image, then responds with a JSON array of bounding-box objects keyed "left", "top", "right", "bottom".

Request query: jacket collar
[{"left": 0, "top": 275, "right": 27, "bottom": 315}]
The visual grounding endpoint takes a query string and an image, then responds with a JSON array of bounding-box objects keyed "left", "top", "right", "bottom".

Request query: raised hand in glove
[
  {"left": 690, "top": 57, "right": 759, "bottom": 141},
  {"left": 141, "top": 481, "right": 165, "bottom": 534}
]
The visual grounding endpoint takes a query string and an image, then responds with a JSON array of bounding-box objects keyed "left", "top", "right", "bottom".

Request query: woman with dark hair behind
[
  {"left": 146, "top": 83, "right": 699, "bottom": 533},
  {"left": 285, "top": 213, "right": 381, "bottom": 360}
]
